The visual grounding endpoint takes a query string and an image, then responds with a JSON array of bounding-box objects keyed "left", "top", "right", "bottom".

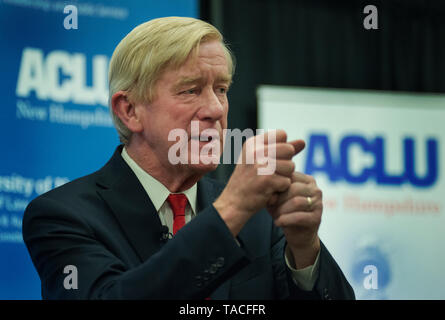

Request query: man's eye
[
  {"left": 217, "top": 87, "right": 228, "bottom": 94},
  {"left": 181, "top": 89, "right": 197, "bottom": 95}
]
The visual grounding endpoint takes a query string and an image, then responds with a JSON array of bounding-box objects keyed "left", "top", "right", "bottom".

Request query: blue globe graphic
[{"left": 351, "top": 245, "right": 391, "bottom": 290}]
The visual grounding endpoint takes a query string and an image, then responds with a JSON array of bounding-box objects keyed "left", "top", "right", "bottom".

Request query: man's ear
[{"left": 111, "top": 91, "right": 143, "bottom": 133}]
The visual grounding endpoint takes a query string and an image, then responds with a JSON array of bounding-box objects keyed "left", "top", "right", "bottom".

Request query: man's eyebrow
[
  {"left": 173, "top": 74, "right": 232, "bottom": 91},
  {"left": 216, "top": 74, "right": 232, "bottom": 85},
  {"left": 172, "top": 76, "right": 202, "bottom": 92}
]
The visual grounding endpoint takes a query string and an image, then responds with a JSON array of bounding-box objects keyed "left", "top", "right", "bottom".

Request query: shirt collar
[{"left": 121, "top": 147, "right": 197, "bottom": 214}]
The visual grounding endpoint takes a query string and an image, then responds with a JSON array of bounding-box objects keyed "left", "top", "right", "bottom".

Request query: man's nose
[{"left": 196, "top": 88, "right": 224, "bottom": 122}]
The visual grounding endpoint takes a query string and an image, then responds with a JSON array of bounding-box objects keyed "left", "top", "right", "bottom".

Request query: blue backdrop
[{"left": 0, "top": 0, "right": 197, "bottom": 299}]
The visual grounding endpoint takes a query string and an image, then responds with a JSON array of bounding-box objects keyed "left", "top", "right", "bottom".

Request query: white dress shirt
[{"left": 121, "top": 147, "right": 319, "bottom": 291}]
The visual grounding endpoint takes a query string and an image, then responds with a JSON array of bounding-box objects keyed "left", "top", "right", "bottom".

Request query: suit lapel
[
  {"left": 196, "top": 176, "right": 223, "bottom": 212},
  {"left": 96, "top": 147, "right": 234, "bottom": 298},
  {"left": 96, "top": 146, "right": 163, "bottom": 262}
]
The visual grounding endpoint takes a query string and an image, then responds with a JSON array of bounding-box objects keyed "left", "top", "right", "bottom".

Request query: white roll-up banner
[{"left": 258, "top": 85, "right": 445, "bottom": 300}]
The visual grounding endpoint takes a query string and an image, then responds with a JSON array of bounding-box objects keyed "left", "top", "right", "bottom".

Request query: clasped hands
[{"left": 214, "top": 130, "right": 322, "bottom": 269}]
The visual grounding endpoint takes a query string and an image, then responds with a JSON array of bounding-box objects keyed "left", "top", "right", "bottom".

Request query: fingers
[
  {"left": 275, "top": 181, "right": 312, "bottom": 205},
  {"left": 245, "top": 134, "right": 305, "bottom": 175},
  {"left": 270, "top": 173, "right": 323, "bottom": 227},
  {"left": 260, "top": 140, "right": 305, "bottom": 160},
  {"left": 262, "top": 131, "right": 305, "bottom": 152},
  {"left": 291, "top": 171, "right": 314, "bottom": 184},
  {"left": 268, "top": 175, "right": 292, "bottom": 193},
  {"left": 262, "top": 129, "right": 287, "bottom": 144},
  {"left": 258, "top": 131, "right": 304, "bottom": 155},
  {"left": 288, "top": 139, "right": 306, "bottom": 155},
  {"left": 226, "top": 130, "right": 311, "bottom": 218},
  {"left": 275, "top": 173, "right": 317, "bottom": 204},
  {"left": 243, "top": 138, "right": 296, "bottom": 166},
  {"left": 274, "top": 143, "right": 297, "bottom": 159},
  {"left": 274, "top": 160, "right": 295, "bottom": 177},
  {"left": 254, "top": 142, "right": 295, "bottom": 161},
  {"left": 255, "top": 141, "right": 304, "bottom": 178},
  {"left": 274, "top": 193, "right": 322, "bottom": 216}
]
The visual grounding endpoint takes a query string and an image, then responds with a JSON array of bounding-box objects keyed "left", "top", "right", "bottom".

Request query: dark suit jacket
[{"left": 23, "top": 145, "right": 355, "bottom": 300}]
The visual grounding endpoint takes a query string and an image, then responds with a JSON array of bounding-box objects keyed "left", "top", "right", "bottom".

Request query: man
[{"left": 23, "top": 17, "right": 354, "bottom": 299}]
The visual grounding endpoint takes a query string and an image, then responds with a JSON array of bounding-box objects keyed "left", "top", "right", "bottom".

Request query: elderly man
[{"left": 23, "top": 17, "right": 354, "bottom": 299}]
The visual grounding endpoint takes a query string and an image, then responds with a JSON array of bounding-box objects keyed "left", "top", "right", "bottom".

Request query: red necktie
[
  {"left": 166, "top": 193, "right": 188, "bottom": 235},
  {"left": 167, "top": 194, "right": 210, "bottom": 299}
]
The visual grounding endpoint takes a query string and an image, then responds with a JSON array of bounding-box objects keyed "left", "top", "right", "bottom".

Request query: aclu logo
[
  {"left": 16, "top": 47, "right": 108, "bottom": 107},
  {"left": 304, "top": 133, "right": 438, "bottom": 188}
]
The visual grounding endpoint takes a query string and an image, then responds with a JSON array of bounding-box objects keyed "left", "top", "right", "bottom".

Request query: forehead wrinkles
[
  {"left": 175, "top": 59, "right": 231, "bottom": 86},
  {"left": 186, "top": 51, "right": 228, "bottom": 71},
  {"left": 197, "top": 51, "right": 228, "bottom": 71},
  {"left": 159, "top": 42, "right": 231, "bottom": 91},
  {"left": 190, "top": 41, "right": 229, "bottom": 70}
]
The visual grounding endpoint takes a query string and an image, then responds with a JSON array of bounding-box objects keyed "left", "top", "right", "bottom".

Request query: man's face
[{"left": 136, "top": 40, "right": 230, "bottom": 174}]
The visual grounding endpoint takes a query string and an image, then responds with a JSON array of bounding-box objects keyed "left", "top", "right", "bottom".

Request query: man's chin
[{"left": 187, "top": 161, "right": 220, "bottom": 174}]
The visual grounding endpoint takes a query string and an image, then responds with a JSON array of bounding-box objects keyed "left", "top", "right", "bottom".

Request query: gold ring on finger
[{"left": 307, "top": 196, "right": 313, "bottom": 210}]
